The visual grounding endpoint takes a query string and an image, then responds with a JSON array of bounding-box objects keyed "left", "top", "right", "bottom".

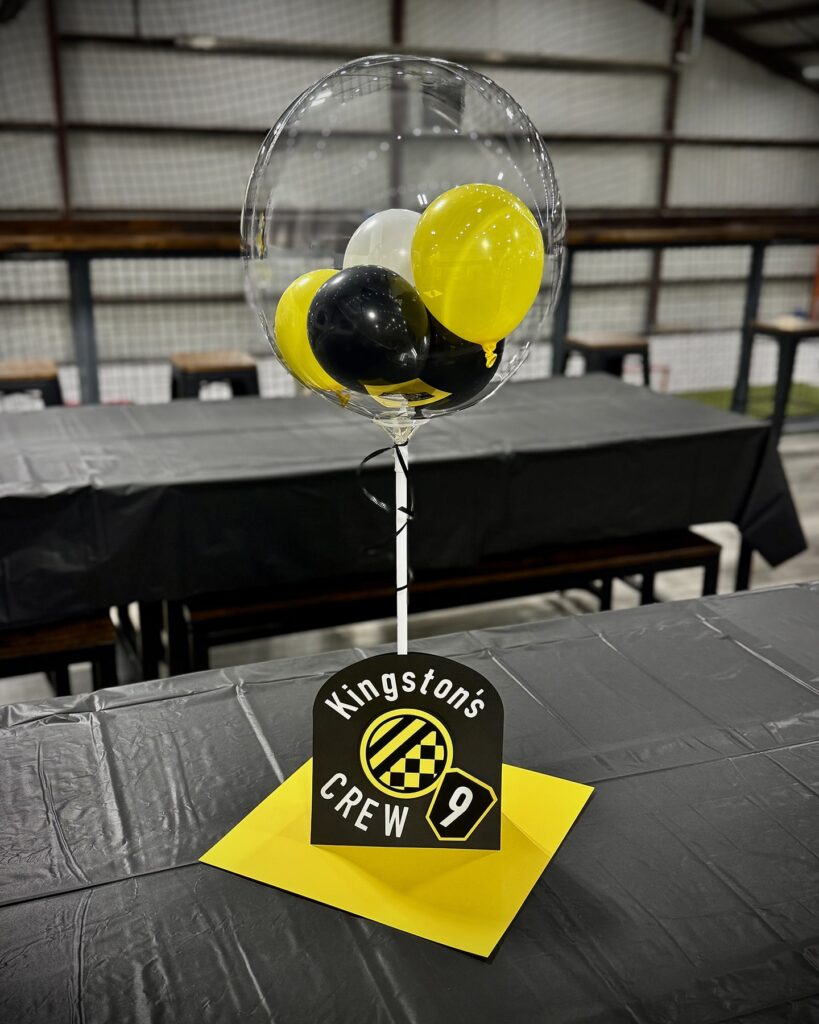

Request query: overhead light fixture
[{"left": 802, "top": 66, "right": 819, "bottom": 80}]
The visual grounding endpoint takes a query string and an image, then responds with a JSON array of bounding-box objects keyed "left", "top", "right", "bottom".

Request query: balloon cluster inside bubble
[{"left": 243, "top": 55, "right": 564, "bottom": 437}]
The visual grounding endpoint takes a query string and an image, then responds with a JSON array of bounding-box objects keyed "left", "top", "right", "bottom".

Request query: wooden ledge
[
  {"left": 0, "top": 358, "right": 59, "bottom": 382},
  {"left": 2, "top": 212, "right": 819, "bottom": 255},
  {"left": 171, "top": 350, "right": 256, "bottom": 373},
  {"left": 751, "top": 316, "right": 819, "bottom": 337},
  {"left": 0, "top": 615, "right": 115, "bottom": 660}
]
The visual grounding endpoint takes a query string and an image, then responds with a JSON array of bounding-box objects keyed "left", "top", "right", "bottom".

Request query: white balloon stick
[{"left": 395, "top": 444, "right": 409, "bottom": 657}]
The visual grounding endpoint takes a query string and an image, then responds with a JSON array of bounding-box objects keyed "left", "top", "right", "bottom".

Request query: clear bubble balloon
[{"left": 243, "top": 54, "right": 564, "bottom": 441}]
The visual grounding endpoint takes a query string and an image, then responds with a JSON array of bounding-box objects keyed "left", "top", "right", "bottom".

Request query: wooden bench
[
  {"left": 562, "top": 332, "right": 650, "bottom": 385},
  {"left": 170, "top": 350, "right": 259, "bottom": 399},
  {"left": 0, "top": 615, "right": 118, "bottom": 696},
  {"left": 0, "top": 358, "right": 63, "bottom": 406},
  {"left": 167, "top": 529, "right": 720, "bottom": 672}
]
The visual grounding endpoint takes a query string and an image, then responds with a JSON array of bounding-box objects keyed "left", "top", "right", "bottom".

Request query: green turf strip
[{"left": 681, "top": 382, "right": 819, "bottom": 419}]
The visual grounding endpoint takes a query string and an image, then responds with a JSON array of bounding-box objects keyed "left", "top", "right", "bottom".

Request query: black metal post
[
  {"left": 730, "top": 241, "right": 766, "bottom": 414},
  {"left": 45, "top": 0, "right": 71, "bottom": 214},
  {"left": 67, "top": 254, "right": 100, "bottom": 403}
]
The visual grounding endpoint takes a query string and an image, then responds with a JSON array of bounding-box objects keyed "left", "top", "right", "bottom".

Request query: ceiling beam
[
  {"left": 5, "top": 120, "right": 819, "bottom": 147},
  {"left": 58, "top": 31, "right": 674, "bottom": 76},
  {"left": 704, "top": 14, "right": 819, "bottom": 94},
  {"left": 637, "top": 0, "right": 819, "bottom": 95}
]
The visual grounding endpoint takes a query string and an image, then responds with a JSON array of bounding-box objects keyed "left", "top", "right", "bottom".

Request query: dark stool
[
  {"left": 170, "top": 351, "right": 259, "bottom": 399},
  {"left": 0, "top": 359, "right": 63, "bottom": 406},
  {"left": 0, "top": 615, "right": 118, "bottom": 696},
  {"left": 562, "top": 332, "right": 650, "bottom": 385},
  {"left": 731, "top": 316, "right": 819, "bottom": 442},
  {"left": 168, "top": 529, "right": 720, "bottom": 672}
]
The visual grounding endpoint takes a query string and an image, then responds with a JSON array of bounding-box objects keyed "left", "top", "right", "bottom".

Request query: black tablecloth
[
  {"left": 0, "top": 375, "right": 804, "bottom": 627},
  {"left": 2, "top": 583, "right": 818, "bottom": 1022}
]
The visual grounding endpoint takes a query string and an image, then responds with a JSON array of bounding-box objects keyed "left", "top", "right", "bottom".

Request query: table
[
  {"left": 2, "top": 583, "right": 818, "bottom": 1022},
  {"left": 731, "top": 316, "right": 819, "bottom": 440},
  {"left": 0, "top": 375, "right": 805, "bottom": 629}
]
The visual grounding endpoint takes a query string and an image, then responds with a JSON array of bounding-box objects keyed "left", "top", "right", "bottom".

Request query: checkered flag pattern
[{"left": 364, "top": 713, "right": 449, "bottom": 795}]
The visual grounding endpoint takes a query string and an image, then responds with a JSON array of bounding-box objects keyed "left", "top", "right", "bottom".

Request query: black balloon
[
  {"left": 421, "top": 317, "right": 505, "bottom": 411},
  {"left": 307, "top": 265, "right": 430, "bottom": 392}
]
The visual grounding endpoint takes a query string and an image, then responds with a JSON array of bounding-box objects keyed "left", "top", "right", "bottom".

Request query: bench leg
[
  {"left": 190, "top": 627, "right": 210, "bottom": 672},
  {"left": 601, "top": 353, "right": 626, "bottom": 378},
  {"left": 231, "top": 372, "right": 260, "bottom": 397},
  {"left": 92, "top": 645, "right": 118, "bottom": 690},
  {"left": 138, "top": 600, "right": 163, "bottom": 680},
  {"left": 640, "top": 571, "right": 656, "bottom": 605},
  {"left": 48, "top": 665, "right": 71, "bottom": 697},
  {"left": 702, "top": 554, "right": 720, "bottom": 596},
  {"left": 597, "top": 577, "right": 613, "bottom": 611},
  {"left": 641, "top": 351, "right": 650, "bottom": 387},
  {"left": 166, "top": 600, "right": 191, "bottom": 675},
  {"left": 117, "top": 604, "right": 136, "bottom": 645},
  {"left": 584, "top": 352, "right": 603, "bottom": 374},
  {"left": 41, "top": 379, "right": 64, "bottom": 406},
  {"left": 172, "top": 371, "right": 199, "bottom": 400}
]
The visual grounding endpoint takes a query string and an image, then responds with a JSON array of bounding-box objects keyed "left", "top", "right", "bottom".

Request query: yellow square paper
[{"left": 201, "top": 760, "right": 592, "bottom": 957}]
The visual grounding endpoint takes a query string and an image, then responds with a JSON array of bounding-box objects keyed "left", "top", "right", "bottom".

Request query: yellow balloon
[
  {"left": 275, "top": 269, "right": 342, "bottom": 391},
  {"left": 411, "top": 184, "right": 544, "bottom": 364}
]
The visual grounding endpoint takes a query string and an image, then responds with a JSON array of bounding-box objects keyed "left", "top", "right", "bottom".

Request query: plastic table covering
[
  {"left": 1, "top": 582, "right": 819, "bottom": 1023},
  {"left": 0, "top": 374, "right": 806, "bottom": 628}
]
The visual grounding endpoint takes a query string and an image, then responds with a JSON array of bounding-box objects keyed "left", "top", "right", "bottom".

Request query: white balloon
[{"left": 343, "top": 209, "right": 421, "bottom": 285}]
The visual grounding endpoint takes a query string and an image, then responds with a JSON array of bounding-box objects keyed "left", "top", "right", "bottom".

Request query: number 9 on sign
[
  {"left": 426, "top": 768, "right": 498, "bottom": 842},
  {"left": 440, "top": 786, "right": 474, "bottom": 828}
]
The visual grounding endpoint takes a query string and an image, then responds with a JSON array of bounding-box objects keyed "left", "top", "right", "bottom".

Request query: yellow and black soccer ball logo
[{"left": 360, "top": 709, "right": 454, "bottom": 799}]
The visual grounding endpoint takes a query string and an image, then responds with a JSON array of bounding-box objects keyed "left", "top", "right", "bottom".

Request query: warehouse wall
[{"left": 1, "top": 0, "right": 817, "bottom": 401}]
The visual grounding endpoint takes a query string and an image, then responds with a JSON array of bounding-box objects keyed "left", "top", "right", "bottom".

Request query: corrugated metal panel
[
  {"left": 0, "top": 133, "right": 61, "bottom": 209},
  {"left": 487, "top": 68, "right": 666, "bottom": 134},
  {"left": 0, "top": 0, "right": 54, "bottom": 122},
  {"left": 0, "top": 260, "right": 68, "bottom": 301},
  {"left": 93, "top": 301, "right": 260, "bottom": 359},
  {"left": 60, "top": 0, "right": 392, "bottom": 44},
  {"left": 569, "top": 284, "right": 649, "bottom": 333},
  {"left": 62, "top": 48, "right": 347, "bottom": 130},
  {"left": 0, "top": 308, "right": 72, "bottom": 362},
  {"left": 573, "top": 250, "right": 654, "bottom": 284},
  {"left": 662, "top": 246, "right": 751, "bottom": 280},
  {"left": 549, "top": 142, "right": 660, "bottom": 207},
  {"left": 68, "top": 133, "right": 388, "bottom": 210},
  {"left": 669, "top": 145, "right": 819, "bottom": 206}
]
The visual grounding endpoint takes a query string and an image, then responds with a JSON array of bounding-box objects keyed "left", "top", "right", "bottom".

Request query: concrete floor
[{"left": 2, "top": 430, "right": 817, "bottom": 707}]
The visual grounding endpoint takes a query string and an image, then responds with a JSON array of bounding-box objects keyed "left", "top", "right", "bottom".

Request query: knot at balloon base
[
  {"left": 374, "top": 409, "right": 418, "bottom": 446},
  {"left": 482, "top": 342, "right": 498, "bottom": 368}
]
